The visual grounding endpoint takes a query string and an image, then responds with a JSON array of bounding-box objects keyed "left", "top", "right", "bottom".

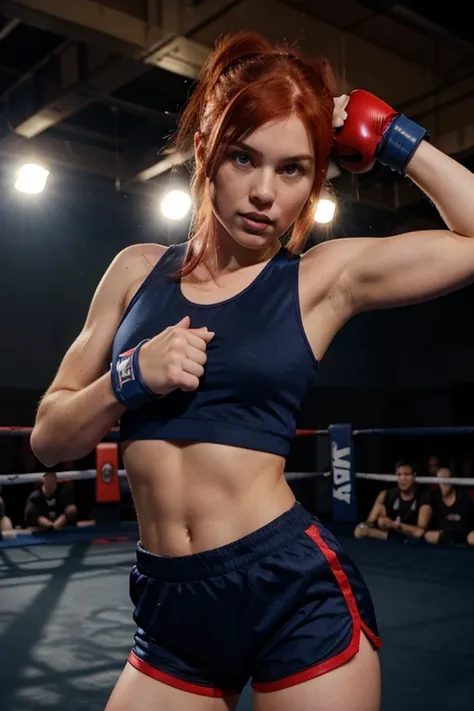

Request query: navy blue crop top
[{"left": 112, "top": 242, "right": 318, "bottom": 457}]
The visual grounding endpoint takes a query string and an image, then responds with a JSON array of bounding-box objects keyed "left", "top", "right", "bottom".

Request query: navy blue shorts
[{"left": 128, "top": 503, "right": 381, "bottom": 697}]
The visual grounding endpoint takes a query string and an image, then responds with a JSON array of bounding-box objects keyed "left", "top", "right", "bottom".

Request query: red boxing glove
[{"left": 333, "top": 90, "right": 399, "bottom": 174}]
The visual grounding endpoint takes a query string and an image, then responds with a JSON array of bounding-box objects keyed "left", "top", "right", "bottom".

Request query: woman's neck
[{"left": 202, "top": 222, "right": 280, "bottom": 275}]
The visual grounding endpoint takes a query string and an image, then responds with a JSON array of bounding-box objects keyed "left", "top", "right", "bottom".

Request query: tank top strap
[{"left": 156, "top": 241, "right": 188, "bottom": 275}]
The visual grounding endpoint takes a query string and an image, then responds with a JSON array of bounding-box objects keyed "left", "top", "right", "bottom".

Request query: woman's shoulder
[
  {"left": 114, "top": 242, "right": 171, "bottom": 307},
  {"left": 116, "top": 242, "right": 168, "bottom": 271},
  {"left": 111, "top": 242, "right": 171, "bottom": 284}
]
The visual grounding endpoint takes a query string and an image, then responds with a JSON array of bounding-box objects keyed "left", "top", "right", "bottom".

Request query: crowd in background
[
  {"left": 0, "top": 471, "right": 79, "bottom": 536},
  {"left": 355, "top": 456, "right": 474, "bottom": 547}
]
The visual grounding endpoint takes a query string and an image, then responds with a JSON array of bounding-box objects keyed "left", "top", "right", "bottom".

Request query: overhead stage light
[
  {"left": 15, "top": 163, "right": 50, "bottom": 194},
  {"left": 314, "top": 197, "right": 337, "bottom": 224},
  {"left": 160, "top": 189, "right": 192, "bottom": 221}
]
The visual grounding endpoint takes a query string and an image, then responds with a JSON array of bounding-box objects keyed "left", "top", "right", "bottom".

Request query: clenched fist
[{"left": 138, "top": 316, "right": 214, "bottom": 395}]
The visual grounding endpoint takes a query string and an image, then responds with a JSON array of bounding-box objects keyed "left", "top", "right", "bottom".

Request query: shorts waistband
[{"left": 135, "top": 502, "right": 312, "bottom": 582}]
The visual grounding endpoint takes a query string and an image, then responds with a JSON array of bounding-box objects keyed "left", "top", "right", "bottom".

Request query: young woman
[{"left": 31, "top": 30, "right": 474, "bottom": 711}]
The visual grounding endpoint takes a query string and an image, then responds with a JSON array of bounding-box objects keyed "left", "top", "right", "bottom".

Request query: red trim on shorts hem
[
  {"left": 127, "top": 651, "right": 229, "bottom": 698},
  {"left": 252, "top": 523, "right": 381, "bottom": 693},
  {"left": 361, "top": 620, "right": 382, "bottom": 649}
]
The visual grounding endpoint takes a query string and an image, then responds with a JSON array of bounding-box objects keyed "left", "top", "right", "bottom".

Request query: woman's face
[{"left": 208, "top": 116, "right": 315, "bottom": 252}]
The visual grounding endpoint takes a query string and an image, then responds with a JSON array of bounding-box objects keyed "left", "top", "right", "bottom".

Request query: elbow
[
  {"left": 30, "top": 425, "right": 62, "bottom": 468},
  {"left": 31, "top": 420, "right": 95, "bottom": 465}
]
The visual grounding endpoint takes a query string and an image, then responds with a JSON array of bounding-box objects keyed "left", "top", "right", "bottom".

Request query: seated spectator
[
  {"left": 25, "top": 471, "right": 77, "bottom": 531},
  {"left": 354, "top": 459, "right": 432, "bottom": 541},
  {"left": 0, "top": 485, "right": 13, "bottom": 534},
  {"left": 424, "top": 467, "right": 474, "bottom": 546}
]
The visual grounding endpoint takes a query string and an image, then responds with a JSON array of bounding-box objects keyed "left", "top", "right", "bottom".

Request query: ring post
[
  {"left": 329, "top": 424, "right": 357, "bottom": 523},
  {"left": 95, "top": 443, "right": 120, "bottom": 523}
]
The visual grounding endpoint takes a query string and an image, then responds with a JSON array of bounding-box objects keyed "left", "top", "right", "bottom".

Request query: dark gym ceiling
[{"left": 0, "top": 0, "right": 472, "bottom": 212}]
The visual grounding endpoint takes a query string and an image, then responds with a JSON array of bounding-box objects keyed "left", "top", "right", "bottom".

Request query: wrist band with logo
[{"left": 110, "top": 340, "right": 157, "bottom": 410}]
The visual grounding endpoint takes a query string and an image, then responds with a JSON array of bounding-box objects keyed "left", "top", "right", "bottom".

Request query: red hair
[{"left": 174, "top": 31, "right": 335, "bottom": 276}]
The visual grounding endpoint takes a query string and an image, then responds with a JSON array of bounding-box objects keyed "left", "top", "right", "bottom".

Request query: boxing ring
[
  {"left": 1, "top": 423, "right": 474, "bottom": 544},
  {"left": 1, "top": 424, "right": 474, "bottom": 711}
]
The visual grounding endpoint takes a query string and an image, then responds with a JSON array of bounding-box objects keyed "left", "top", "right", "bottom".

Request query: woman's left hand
[{"left": 333, "top": 94, "right": 350, "bottom": 129}]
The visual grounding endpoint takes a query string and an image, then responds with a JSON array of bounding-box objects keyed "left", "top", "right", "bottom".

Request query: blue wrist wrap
[
  {"left": 377, "top": 114, "right": 428, "bottom": 173},
  {"left": 110, "top": 340, "right": 157, "bottom": 410}
]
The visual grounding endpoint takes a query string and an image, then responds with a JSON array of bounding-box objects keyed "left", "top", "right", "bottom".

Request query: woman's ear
[{"left": 194, "top": 131, "right": 205, "bottom": 166}]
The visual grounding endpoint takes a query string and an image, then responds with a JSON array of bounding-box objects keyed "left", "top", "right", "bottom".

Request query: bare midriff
[{"left": 122, "top": 439, "right": 296, "bottom": 556}]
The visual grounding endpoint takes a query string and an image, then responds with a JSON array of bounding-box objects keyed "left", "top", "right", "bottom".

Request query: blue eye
[
  {"left": 231, "top": 152, "right": 251, "bottom": 166},
  {"left": 283, "top": 163, "right": 304, "bottom": 177}
]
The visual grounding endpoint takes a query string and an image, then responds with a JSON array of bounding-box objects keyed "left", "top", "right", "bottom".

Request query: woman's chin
[{"left": 230, "top": 224, "right": 280, "bottom": 251}]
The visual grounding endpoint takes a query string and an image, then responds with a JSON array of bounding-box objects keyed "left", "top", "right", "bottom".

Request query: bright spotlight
[
  {"left": 160, "top": 189, "right": 192, "bottom": 221},
  {"left": 15, "top": 163, "right": 50, "bottom": 194},
  {"left": 314, "top": 197, "right": 336, "bottom": 224}
]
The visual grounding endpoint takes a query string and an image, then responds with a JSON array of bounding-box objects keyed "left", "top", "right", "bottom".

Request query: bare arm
[
  {"left": 36, "top": 517, "right": 54, "bottom": 529},
  {"left": 396, "top": 522, "right": 422, "bottom": 538},
  {"left": 415, "top": 502, "right": 433, "bottom": 533},
  {"left": 31, "top": 243, "right": 164, "bottom": 466},
  {"left": 24, "top": 500, "right": 52, "bottom": 529},
  {"left": 330, "top": 141, "right": 474, "bottom": 313},
  {"left": 389, "top": 502, "right": 432, "bottom": 540},
  {"left": 407, "top": 140, "right": 474, "bottom": 239},
  {"left": 366, "top": 490, "right": 387, "bottom": 524}
]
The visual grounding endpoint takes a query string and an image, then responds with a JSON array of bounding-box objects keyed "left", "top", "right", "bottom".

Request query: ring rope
[
  {"left": 1, "top": 470, "right": 471, "bottom": 487},
  {"left": 0, "top": 470, "right": 329, "bottom": 486},
  {"left": 356, "top": 473, "right": 474, "bottom": 486},
  {"left": 353, "top": 426, "right": 474, "bottom": 436}
]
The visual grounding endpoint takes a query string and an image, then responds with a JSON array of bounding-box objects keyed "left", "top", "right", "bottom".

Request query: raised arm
[
  {"left": 328, "top": 91, "right": 474, "bottom": 313},
  {"left": 31, "top": 243, "right": 164, "bottom": 466}
]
